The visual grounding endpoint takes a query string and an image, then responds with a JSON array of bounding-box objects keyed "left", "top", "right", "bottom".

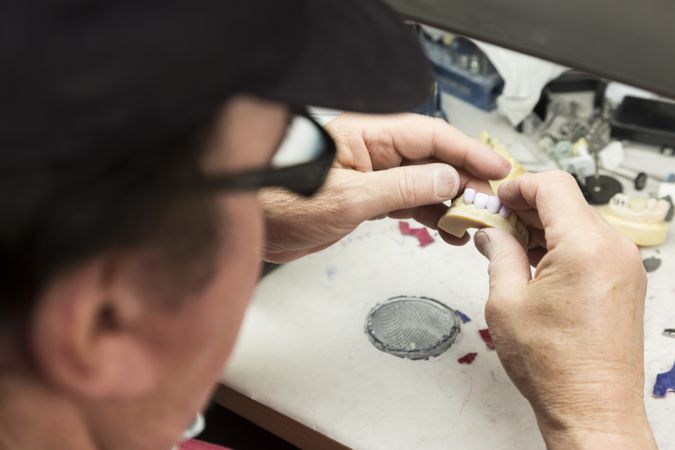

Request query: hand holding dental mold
[
  {"left": 474, "top": 171, "right": 657, "bottom": 450},
  {"left": 437, "top": 132, "right": 529, "bottom": 247},
  {"left": 260, "top": 113, "right": 510, "bottom": 262}
]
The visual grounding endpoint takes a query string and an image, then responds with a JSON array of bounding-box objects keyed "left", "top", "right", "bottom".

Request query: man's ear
[{"left": 29, "top": 258, "right": 159, "bottom": 400}]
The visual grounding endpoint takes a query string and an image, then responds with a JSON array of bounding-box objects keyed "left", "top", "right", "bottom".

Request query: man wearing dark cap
[{"left": 0, "top": 1, "right": 657, "bottom": 449}]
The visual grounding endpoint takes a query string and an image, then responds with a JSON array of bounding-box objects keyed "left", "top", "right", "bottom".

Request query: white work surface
[{"left": 221, "top": 96, "right": 675, "bottom": 450}]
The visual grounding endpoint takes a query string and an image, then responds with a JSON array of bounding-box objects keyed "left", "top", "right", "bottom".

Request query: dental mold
[
  {"left": 600, "top": 193, "right": 670, "bottom": 246},
  {"left": 437, "top": 132, "right": 529, "bottom": 247},
  {"left": 438, "top": 196, "right": 529, "bottom": 247}
]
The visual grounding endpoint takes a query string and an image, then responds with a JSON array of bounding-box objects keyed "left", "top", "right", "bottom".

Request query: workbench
[{"left": 216, "top": 95, "right": 675, "bottom": 450}]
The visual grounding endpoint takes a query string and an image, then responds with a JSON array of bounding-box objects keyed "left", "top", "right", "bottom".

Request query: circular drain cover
[{"left": 365, "top": 296, "right": 460, "bottom": 360}]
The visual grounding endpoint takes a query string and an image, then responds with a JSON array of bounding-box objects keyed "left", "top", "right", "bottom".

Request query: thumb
[
  {"left": 358, "top": 163, "right": 460, "bottom": 218},
  {"left": 474, "top": 228, "right": 531, "bottom": 304}
]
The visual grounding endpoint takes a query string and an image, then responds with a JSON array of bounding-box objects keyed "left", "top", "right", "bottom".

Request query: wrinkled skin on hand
[
  {"left": 260, "top": 113, "right": 510, "bottom": 262},
  {"left": 474, "top": 171, "right": 656, "bottom": 450}
]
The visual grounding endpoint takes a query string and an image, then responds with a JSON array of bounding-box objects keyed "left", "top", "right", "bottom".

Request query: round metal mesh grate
[{"left": 365, "top": 296, "right": 460, "bottom": 360}]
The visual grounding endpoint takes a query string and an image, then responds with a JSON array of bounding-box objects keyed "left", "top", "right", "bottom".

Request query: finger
[
  {"left": 456, "top": 169, "right": 493, "bottom": 195},
  {"left": 401, "top": 157, "right": 435, "bottom": 166},
  {"left": 355, "top": 163, "right": 460, "bottom": 220},
  {"left": 456, "top": 170, "right": 545, "bottom": 230},
  {"left": 406, "top": 165, "right": 496, "bottom": 198},
  {"left": 395, "top": 163, "right": 495, "bottom": 200},
  {"left": 497, "top": 171, "right": 593, "bottom": 231},
  {"left": 516, "top": 209, "right": 544, "bottom": 230},
  {"left": 474, "top": 228, "right": 531, "bottom": 304},
  {"left": 388, "top": 204, "right": 446, "bottom": 228},
  {"left": 427, "top": 121, "right": 511, "bottom": 180},
  {"left": 388, "top": 208, "right": 416, "bottom": 220},
  {"left": 362, "top": 114, "right": 510, "bottom": 179}
]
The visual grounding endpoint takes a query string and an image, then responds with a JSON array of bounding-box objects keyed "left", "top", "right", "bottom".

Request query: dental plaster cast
[
  {"left": 600, "top": 193, "right": 670, "bottom": 246},
  {"left": 437, "top": 132, "right": 529, "bottom": 247}
]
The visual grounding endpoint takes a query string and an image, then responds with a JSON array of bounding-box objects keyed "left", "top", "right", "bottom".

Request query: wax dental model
[
  {"left": 437, "top": 133, "right": 529, "bottom": 247},
  {"left": 600, "top": 193, "right": 671, "bottom": 246}
]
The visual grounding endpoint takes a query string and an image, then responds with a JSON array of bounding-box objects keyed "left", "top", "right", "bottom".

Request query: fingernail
[
  {"left": 474, "top": 231, "right": 490, "bottom": 257},
  {"left": 434, "top": 168, "right": 459, "bottom": 199}
]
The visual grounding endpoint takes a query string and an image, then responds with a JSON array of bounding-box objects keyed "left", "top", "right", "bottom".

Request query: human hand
[
  {"left": 474, "top": 171, "right": 656, "bottom": 450},
  {"left": 260, "top": 113, "right": 510, "bottom": 262}
]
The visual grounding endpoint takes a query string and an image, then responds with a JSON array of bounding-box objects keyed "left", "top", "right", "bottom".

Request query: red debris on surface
[
  {"left": 458, "top": 352, "right": 478, "bottom": 364},
  {"left": 398, "top": 221, "right": 435, "bottom": 247},
  {"left": 479, "top": 328, "right": 495, "bottom": 350}
]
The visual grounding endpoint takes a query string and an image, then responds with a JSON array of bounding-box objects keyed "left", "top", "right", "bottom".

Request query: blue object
[
  {"left": 419, "top": 34, "right": 503, "bottom": 112},
  {"left": 653, "top": 361, "right": 675, "bottom": 398},
  {"left": 454, "top": 309, "right": 471, "bottom": 324}
]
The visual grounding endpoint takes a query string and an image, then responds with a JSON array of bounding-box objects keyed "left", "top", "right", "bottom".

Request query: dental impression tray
[
  {"left": 600, "top": 193, "right": 670, "bottom": 246},
  {"left": 437, "top": 132, "right": 529, "bottom": 247}
]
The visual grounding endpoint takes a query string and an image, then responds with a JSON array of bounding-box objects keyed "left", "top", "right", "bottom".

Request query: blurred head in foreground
[{"left": 0, "top": 1, "right": 431, "bottom": 448}]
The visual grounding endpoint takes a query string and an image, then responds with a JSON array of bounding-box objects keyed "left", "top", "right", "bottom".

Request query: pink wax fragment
[
  {"left": 458, "top": 352, "right": 478, "bottom": 364},
  {"left": 412, "top": 228, "right": 434, "bottom": 247},
  {"left": 479, "top": 328, "right": 495, "bottom": 350},
  {"left": 397, "top": 221, "right": 435, "bottom": 247}
]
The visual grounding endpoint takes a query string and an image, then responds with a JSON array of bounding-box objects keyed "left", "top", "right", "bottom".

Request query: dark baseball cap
[{"left": 0, "top": 0, "right": 433, "bottom": 163}]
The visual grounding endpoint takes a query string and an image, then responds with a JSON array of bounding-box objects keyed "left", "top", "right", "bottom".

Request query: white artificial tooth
[
  {"left": 498, "top": 205, "right": 511, "bottom": 218},
  {"left": 463, "top": 188, "right": 477, "bottom": 204},
  {"left": 657, "top": 199, "right": 670, "bottom": 211},
  {"left": 473, "top": 193, "right": 489, "bottom": 209},
  {"left": 613, "top": 194, "right": 630, "bottom": 208},
  {"left": 647, "top": 198, "right": 658, "bottom": 210},
  {"left": 486, "top": 196, "right": 501, "bottom": 214}
]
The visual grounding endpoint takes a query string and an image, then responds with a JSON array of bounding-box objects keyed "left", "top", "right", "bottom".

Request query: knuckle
[
  {"left": 617, "top": 236, "right": 644, "bottom": 270},
  {"left": 581, "top": 234, "right": 610, "bottom": 259},
  {"left": 541, "top": 170, "right": 578, "bottom": 194},
  {"left": 551, "top": 172, "right": 581, "bottom": 195},
  {"left": 617, "top": 235, "right": 640, "bottom": 257},
  {"left": 573, "top": 229, "right": 645, "bottom": 283},
  {"left": 519, "top": 172, "right": 536, "bottom": 184},
  {"left": 550, "top": 170, "right": 576, "bottom": 185},
  {"left": 566, "top": 232, "right": 610, "bottom": 267},
  {"left": 396, "top": 170, "right": 419, "bottom": 205}
]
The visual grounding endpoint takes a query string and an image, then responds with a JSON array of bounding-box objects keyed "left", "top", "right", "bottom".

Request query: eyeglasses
[{"left": 197, "top": 111, "right": 335, "bottom": 197}]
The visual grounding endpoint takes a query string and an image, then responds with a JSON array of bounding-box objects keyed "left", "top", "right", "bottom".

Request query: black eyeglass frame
[{"left": 196, "top": 110, "right": 335, "bottom": 197}]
